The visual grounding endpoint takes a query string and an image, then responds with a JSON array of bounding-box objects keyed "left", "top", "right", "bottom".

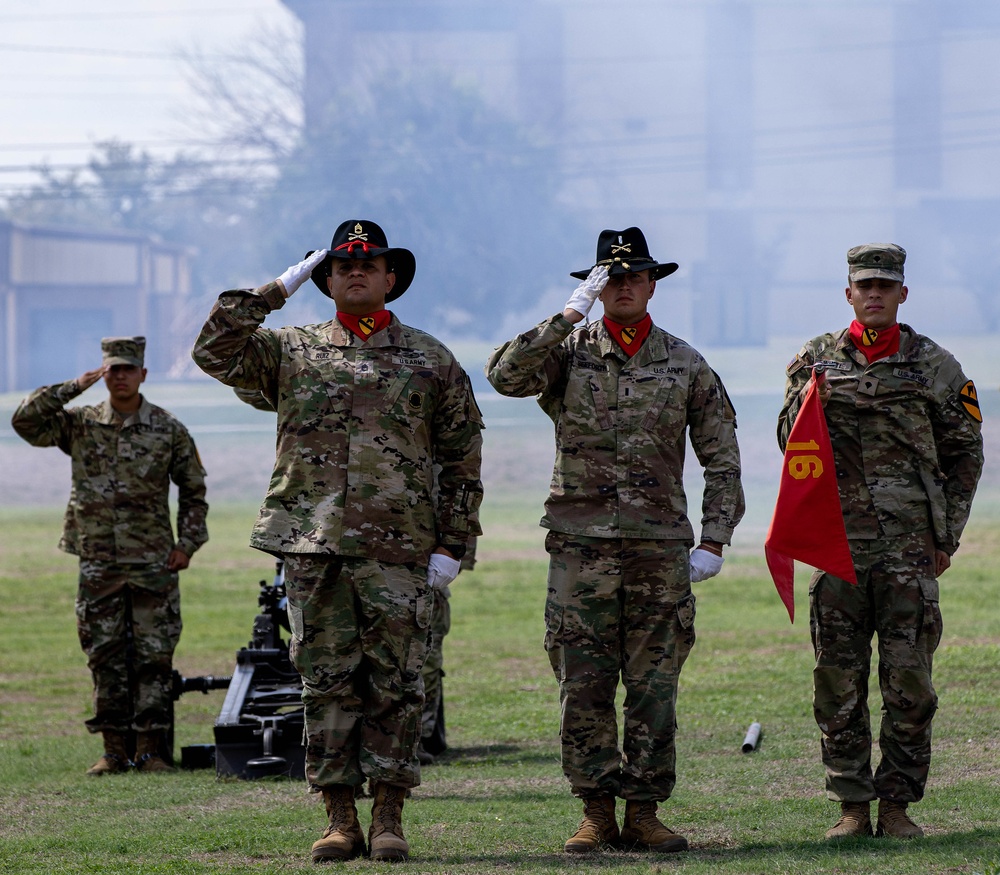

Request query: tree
[
  {"left": 2, "top": 139, "right": 264, "bottom": 294},
  {"left": 4, "top": 23, "right": 582, "bottom": 342},
  {"left": 248, "top": 68, "right": 583, "bottom": 339}
]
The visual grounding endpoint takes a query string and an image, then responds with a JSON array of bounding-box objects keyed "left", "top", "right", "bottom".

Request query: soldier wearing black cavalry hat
[
  {"left": 487, "top": 227, "right": 745, "bottom": 855},
  {"left": 192, "top": 220, "right": 483, "bottom": 864}
]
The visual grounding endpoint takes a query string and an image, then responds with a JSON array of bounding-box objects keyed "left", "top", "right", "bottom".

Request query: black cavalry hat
[
  {"left": 570, "top": 227, "right": 679, "bottom": 281},
  {"left": 308, "top": 219, "right": 417, "bottom": 302}
]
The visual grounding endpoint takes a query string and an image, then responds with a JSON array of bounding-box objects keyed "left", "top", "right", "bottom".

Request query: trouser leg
[
  {"left": 872, "top": 531, "right": 941, "bottom": 803},
  {"left": 283, "top": 554, "right": 430, "bottom": 790},
  {"left": 619, "top": 540, "right": 695, "bottom": 802},
  {"left": 810, "top": 554, "right": 876, "bottom": 802},
  {"left": 545, "top": 533, "right": 624, "bottom": 798},
  {"left": 77, "top": 562, "right": 131, "bottom": 734},
  {"left": 128, "top": 567, "right": 181, "bottom": 732},
  {"left": 544, "top": 534, "right": 695, "bottom": 801}
]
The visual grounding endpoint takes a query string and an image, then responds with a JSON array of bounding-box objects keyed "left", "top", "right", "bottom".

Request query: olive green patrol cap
[
  {"left": 847, "top": 243, "right": 905, "bottom": 282},
  {"left": 101, "top": 336, "right": 145, "bottom": 367}
]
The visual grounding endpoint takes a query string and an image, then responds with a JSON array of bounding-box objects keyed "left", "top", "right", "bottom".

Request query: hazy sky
[{"left": 0, "top": 1, "right": 293, "bottom": 198}]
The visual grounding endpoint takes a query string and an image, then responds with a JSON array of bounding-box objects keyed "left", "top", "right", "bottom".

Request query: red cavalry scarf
[
  {"left": 603, "top": 314, "right": 652, "bottom": 357},
  {"left": 338, "top": 310, "right": 392, "bottom": 341},
  {"left": 849, "top": 319, "right": 899, "bottom": 363}
]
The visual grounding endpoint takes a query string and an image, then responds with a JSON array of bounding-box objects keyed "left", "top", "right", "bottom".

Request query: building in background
[
  {"left": 0, "top": 220, "right": 193, "bottom": 392},
  {"left": 280, "top": 0, "right": 1000, "bottom": 345}
]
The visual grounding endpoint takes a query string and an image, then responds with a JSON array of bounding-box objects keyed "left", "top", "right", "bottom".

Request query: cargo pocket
[
  {"left": 917, "top": 577, "right": 942, "bottom": 655},
  {"left": 285, "top": 601, "right": 311, "bottom": 678},
  {"left": 405, "top": 592, "right": 432, "bottom": 674},
  {"left": 543, "top": 599, "right": 564, "bottom": 653},
  {"left": 75, "top": 598, "right": 94, "bottom": 655},
  {"left": 673, "top": 593, "right": 697, "bottom": 670},
  {"left": 416, "top": 591, "right": 432, "bottom": 629}
]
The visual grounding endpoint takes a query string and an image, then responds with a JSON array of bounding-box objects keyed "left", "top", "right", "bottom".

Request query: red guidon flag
[{"left": 765, "top": 371, "right": 857, "bottom": 622}]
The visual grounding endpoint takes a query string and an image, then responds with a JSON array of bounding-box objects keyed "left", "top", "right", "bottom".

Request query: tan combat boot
[
  {"left": 368, "top": 781, "right": 410, "bottom": 862},
  {"left": 133, "top": 731, "right": 173, "bottom": 773},
  {"left": 85, "top": 731, "right": 131, "bottom": 776},
  {"left": 620, "top": 801, "right": 688, "bottom": 853},
  {"left": 311, "top": 785, "right": 366, "bottom": 862},
  {"left": 876, "top": 799, "right": 924, "bottom": 838},
  {"left": 825, "top": 801, "right": 873, "bottom": 839},
  {"left": 564, "top": 795, "right": 619, "bottom": 853}
]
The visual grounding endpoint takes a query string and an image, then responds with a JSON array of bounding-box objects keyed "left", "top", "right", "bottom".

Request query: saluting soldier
[
  {"left": 11, "top": 337, "right": 209, "bottom": 775},
  {"left": 191, "top": 220, "right": 483, "bottom": 864},
  {"left": 486, "top": 227, "right": 745, "bottom": 855},
  {"left": 778, "top": 244, "right": 984, "bottom": 840}
]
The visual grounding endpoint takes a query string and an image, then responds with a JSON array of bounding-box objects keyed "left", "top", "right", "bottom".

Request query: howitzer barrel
[{"left": 172, "top": 672, "right": 232, "bottom": 700}]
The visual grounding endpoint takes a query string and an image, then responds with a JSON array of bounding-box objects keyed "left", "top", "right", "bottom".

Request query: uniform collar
[
  {"left": 326, "top": 312, "right": 405, "bottom": 347},
  {"left": 836, "top": 323, "right": 916, "bottom": 362},
  {"left": 97, "top": 395, "right": 151, "bottom": 426},
  {"left": 596, "top": 318, "right": 667, "bottom": 364}
]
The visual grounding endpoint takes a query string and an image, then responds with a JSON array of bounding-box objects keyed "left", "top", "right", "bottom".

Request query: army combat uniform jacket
[
  {"left": 11, "top": 383, "right": 209, "bottom": 563},
  {"left": 777, "top": 324, "right": 983, "bottom": 554},
  {"left": 191, "top": 281, "right": 484, "bottom": 564},
  {"left": 486, "top": 313, "right": 744, "bottom": 543}
]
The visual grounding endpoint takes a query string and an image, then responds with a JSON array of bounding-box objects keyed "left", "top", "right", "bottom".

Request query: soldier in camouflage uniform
[
  {"left": 417, "top": 542, "right": 476, "bottom": 765},
  {"left": 486, "top": 227, "right": 745, "bottom": 855},
  {"left": 778, "top": 244, "right": 984, "bottom": 840},
  {"left": 191, "top": 219, "right": 483, "bottom": 864},
  {"left": 11, "top": 336, "right": 208, "bottom": 775},
  {"left": 228, "top": 385, "right": 466, "bottom": 767}
]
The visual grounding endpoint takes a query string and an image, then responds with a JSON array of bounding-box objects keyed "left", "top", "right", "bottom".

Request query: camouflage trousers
[
  {"left": 282, "top": 553, "right": 431, "bottom": 790},
  {"left": 544, "top": 532, "right": 696, "bottom": 802},
  {"left": 420, "top": 585, "right": 451, "bottom": 750},
  {"left": 76, "top": 560, "right": 181, "bottom": 734},
  {"left": 809, "top": 530, "right": 943, "bottom": 803}
]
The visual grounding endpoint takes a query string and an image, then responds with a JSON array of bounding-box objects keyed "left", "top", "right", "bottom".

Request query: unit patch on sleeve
[{"left": 959, "top": 380, "right": 982, "bottom": 422}]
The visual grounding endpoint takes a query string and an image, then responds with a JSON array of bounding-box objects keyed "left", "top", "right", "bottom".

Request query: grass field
[
  {"left": 2, "top": 500, "right": 998, "bottom": 874},
  {"left": 1, "top": 344, "right": 999, "bottom": 873}
]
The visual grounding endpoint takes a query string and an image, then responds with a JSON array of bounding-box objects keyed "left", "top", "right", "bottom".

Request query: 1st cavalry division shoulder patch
[{"left": 960, "top": 381, "right": 982, "bottom": 422}]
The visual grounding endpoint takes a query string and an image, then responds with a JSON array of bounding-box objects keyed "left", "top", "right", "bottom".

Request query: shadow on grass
[
  {"left": 409, "top": 827, "right": 1000, "bottom": 870},
  {"left": 429, "top": 744, "right": 558, "bottom": 765}
]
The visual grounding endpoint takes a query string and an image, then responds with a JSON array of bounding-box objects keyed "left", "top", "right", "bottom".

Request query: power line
[
  {"left": 0, "top": 7, "right": 280, "bottom": 23},
  {"left": 0, "top": 42, "right": 207, "bottom": 61}
]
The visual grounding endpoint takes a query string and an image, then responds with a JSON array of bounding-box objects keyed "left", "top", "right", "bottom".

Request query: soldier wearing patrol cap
[
  {"left": 486, "top": 227, "right": 745, "bottom": 855},
  {"left": 11, "top": 336, "right": 209, "bottom": 775},
  {"left": 777, "top": 244, "right": 984, "bottom": 840},
  {"left": 192, "top": 219, "right": 483, "bottom": 864}
]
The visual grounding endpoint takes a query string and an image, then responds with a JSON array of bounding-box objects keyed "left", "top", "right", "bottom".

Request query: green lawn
[
  {"left": 1, "top": 501, "right": 998, "bottom": 875},
  {"left": 2, "top": 359, "right": 998, "bottom": 873}
]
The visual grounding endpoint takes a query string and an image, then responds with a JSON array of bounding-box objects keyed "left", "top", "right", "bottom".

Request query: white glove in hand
[
  {"left": 564, "top": 264, "right": 609, "bottom": 319},
  {"left": 689, "top": 547, "right": 724, "bottom": 582},
  {"left": 277, "top": 249, "right": 328, "bottom": 298},
  {"left": 426, "top": 553, "right": 462, "bottom": 591}
]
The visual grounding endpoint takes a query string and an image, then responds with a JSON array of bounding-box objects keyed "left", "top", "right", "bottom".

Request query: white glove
[
  {"left": 689, "top": 547, "right": 724, "bottom": 582},
  {"left": 426, "top": 552, "right": 462, "bottom": 591},
  {"left": 564, "top": 264, "right": 609, "bottom": 319},
  {"left": 277, "top": 249, "right": 328, "bottom": 298}
]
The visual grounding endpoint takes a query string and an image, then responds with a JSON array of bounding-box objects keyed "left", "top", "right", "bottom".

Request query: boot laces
[
  {"left": 374, "top": 789, "right": 404, "bottom": 836},
  {"left": 327, "top": 794, "right": 352, "bottom": 830},
  {"left": 582, "top": 798, "right": 612, "bottom": 828},
  {"left": 881, "top": 804, "right": 914, "bottom": 829},
  {"left": 633, "top": 803, "right": 662, "bottom": 829}
]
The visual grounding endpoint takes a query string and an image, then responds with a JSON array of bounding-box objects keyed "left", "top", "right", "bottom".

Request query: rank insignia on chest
[
  {"left": 858, "top": 376, "right": 879, "bottom": 396},
  {"left": 960, "top": 380, "right": 982, "bottom": 422},
  {"left": 359, "top": 317, "right": 376, "bottom": 336}
]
